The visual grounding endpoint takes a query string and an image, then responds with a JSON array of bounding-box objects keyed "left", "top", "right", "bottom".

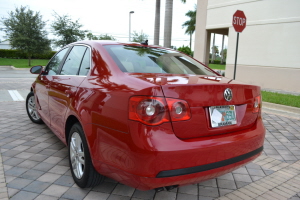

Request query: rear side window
[
  {"left": 45, "top": 47, "right": 69, "bottom": 75},
  {"left": 103, "top": 45, "right": 216, "bottom": 76},
  {"left": 79, "top": 49, "right": 90, "bottom": 76},
  {"left": 61, "top": 46, "right": 87, "bottom": 75}
]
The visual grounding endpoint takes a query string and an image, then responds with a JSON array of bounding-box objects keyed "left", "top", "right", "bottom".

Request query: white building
[
  {"left": 194, "top": 0, "right": 300, "bottom": 93},
  {"left": 0, "top": 41, "right": 12, "bottom": 49}
]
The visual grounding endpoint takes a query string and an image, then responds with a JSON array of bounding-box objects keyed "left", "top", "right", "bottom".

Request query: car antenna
[{"left": 141, "top": 40, "right": 148, "bottom": 45}]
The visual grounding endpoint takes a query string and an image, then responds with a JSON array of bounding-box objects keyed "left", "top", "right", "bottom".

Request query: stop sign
[{"left": 232, "top": 10, "right": 246, "bottom": 32}]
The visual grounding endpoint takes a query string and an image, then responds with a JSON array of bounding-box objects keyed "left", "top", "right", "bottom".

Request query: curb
[
  {"left": 263, "top": 102, "right": 300, "bottom": 114},
  {"left": 0, "top": 65, "right": 30, "bottom": 70},
  {"left": 11, "top": 66, "right": 29, "bottom": 70},
  {"left": 262, "top": 101, "right": 300, "bottom": 120}
]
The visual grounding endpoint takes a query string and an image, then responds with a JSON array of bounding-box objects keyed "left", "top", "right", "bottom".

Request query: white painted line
[{"left": 8, "top": 90, "right": 25, "bottom": 101}]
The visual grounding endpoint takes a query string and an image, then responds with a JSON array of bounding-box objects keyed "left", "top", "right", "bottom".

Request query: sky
[{"left": 0, "top": 0, "right": 226, "bottom": 51}]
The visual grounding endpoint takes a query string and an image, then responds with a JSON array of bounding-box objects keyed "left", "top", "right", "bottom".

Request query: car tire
[
  {"left": 68, "top": 123, "right": 104, "bottom": 188},
  {"left": 26, "top": 91, "right": 44, "bottom": 124}
]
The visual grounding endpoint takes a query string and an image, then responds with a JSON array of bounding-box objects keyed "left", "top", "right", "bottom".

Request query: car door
[
  {"left": 48, "top": 45, "right": 91, "bottom": 140},
  {"left": 34, "top": 47, "right": 69, "bottom": 125}
]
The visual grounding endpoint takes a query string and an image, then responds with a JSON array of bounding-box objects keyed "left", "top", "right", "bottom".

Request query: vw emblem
[{"left": 224, "top": 88, "right": 233, "bottom": 101}]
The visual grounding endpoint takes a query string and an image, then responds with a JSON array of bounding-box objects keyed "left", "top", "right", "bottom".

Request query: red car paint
[{"left": 30, "top": 41, "right": 265, "bottom": 190}]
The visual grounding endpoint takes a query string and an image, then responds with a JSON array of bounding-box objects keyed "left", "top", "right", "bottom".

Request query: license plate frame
[{"left": 209, "top": 105, "right": 237, "bottom": 128}]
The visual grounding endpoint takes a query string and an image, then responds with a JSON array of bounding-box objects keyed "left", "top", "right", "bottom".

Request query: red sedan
[{"left": 26, "top": 40, "right": 265, "bottom": 191}]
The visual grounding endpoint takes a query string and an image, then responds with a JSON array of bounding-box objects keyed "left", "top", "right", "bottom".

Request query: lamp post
[{"left": 129, "top": 11, "right": 134, "bottom": 42}]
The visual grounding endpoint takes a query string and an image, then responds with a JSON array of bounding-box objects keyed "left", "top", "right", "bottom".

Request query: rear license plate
[{"left": 209, "top": 105, "right": 237, "bottom": 128}]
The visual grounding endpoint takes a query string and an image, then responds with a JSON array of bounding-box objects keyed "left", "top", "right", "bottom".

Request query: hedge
[
  {"left": 0, "top": 49, "right": 56, "bottom": 59},
  {"left": 209, "top": 60, "right": 226, "bottom": 64}
]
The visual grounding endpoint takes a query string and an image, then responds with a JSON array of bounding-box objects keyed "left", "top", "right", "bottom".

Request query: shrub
[
  {"left": 177, "top": 45, "right": 193, "bottom": 56},
  {"left": 32, "top": 51, "right": 56, "bottom": 59},
  {"left": 0, "top": 49, "right": 56, "bottom": 59},
  {"left": 209, "top": 60, "right": 226, "bottom": 65}
]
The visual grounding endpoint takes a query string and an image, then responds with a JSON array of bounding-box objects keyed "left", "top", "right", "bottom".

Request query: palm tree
[
  {"left": 163, "top": 0, "right": 186, "bottom": 48},
  {"left": 153, "top": 0, "right": 160, "bottom": 45},
  {"left": 211, "top": 45, "right": 219, "bottom": 63},
  {"left": 182, "top": 5, "right": 196, "bottom": 49}
]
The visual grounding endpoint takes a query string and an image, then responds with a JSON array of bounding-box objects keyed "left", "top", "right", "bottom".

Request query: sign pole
[{"left": 233, "top": 32, "right": 239, "bottom": 80}]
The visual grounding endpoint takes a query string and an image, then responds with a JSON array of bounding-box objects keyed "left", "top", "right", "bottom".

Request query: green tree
[
  {"left": 177, "top": 45, "right": 192, "bottom": 56},
  {"left": 86, "top": 32, "right": 99, "bottom": 40},
  {"left": 51, "top": 13, "right": 87, "bottom": 47},
  {"left": 99, "top": 34, "right": 115, "bottom": 40},
  {"left": 182, "top": 5, "right": 196, "bottom": 49},
  {"left": 164, "top": 0, "right": 186, "bottom": 48},
  {"left": 86, "top": 32, "right": 115, "bottom": 40},
  {"left": 1, "top": 6, "right": 51, "bottom": 66},
  {"left": 132, "top": 31, "right": 148, "bottom": 43},
  {"left": 220, "top": 48, "right": 227, "bottom": 63},
  {"left": 212, "top": 46, "right": 219, "bottom": 55},
  {"left": 211, "top": 45, "right": 219, "bottom": 63}
]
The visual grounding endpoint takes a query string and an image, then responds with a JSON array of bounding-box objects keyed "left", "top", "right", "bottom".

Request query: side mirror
[{"left": 30, "top": 65, "right": 43, "bottom": 74}]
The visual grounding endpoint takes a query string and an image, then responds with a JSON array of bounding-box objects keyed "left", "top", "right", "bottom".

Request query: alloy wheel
[
  {"left": 27, "top": 96, "right": 40, "bottom": 121},
  {"left": 70, "top": 132, "right": 85, "bottom": 179}
]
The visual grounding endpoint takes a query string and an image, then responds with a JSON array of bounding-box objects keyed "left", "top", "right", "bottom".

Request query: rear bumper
[
  {"left": 157, "top": 146, "right": 263, "bottom": 178},
  {"left": 94, "top": 150, "right": 262, "bottom": 190},
  {"left": 91, "top": 117, "right": 265, "bottom": 190}
]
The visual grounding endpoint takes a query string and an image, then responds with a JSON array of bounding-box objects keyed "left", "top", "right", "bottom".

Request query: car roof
[{"left": 71, "top": 40, "right": 162, "bottom": 48}]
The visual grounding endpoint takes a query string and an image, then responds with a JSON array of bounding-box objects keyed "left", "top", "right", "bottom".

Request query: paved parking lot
[{"left": 0, "top": 75, "right": 300, "bottom": 199}]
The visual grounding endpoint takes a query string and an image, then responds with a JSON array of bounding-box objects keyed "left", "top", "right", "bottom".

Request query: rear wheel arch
[
  {"left": 65, "top": 115, "right": 80, "bottom": 144},
  {"left": 65, "top": 115, "right": 94, "bottom": 156}
]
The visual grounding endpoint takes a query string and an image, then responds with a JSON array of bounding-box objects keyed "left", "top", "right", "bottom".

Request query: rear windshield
[{"left": 103, "top": 45, "right": 216, "bottom": 75}]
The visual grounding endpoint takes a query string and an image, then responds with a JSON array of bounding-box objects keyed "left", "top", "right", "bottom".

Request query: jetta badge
[{"left": 224, "top": 88, "right": 233, "bottom": 101}]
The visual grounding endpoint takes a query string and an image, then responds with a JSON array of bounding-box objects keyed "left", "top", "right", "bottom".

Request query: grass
[
  {"left": 0, "top": 58, "right": 49, "bottom": 68},
  {"left": 209, "top": 64, "right": 226, "bottom": 70},
  {"left": 262, "top": 91, "right": 300, "bottom": 108}
]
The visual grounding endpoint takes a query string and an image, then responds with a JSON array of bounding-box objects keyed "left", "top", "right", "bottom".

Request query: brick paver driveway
[{"left": 0, "top": 76, "right": 299, "bottom": 199}]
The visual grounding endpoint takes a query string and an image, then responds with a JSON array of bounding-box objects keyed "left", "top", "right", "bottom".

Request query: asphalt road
[
  {"left": 0, "top": 66, "right": 38, "bottom": 78},
  {"left": 0, "top": 66, "right": 36, "bottom": 101}
]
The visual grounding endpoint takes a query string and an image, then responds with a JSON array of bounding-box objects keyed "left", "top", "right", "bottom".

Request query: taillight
[
  {"left": 129, "top": 96, "right": 169, "bottom": 125},
  {"left": 129, "top": 96, "right": 191, "bottom": 125},
  {"left": 253, "top": 95, "right": 261, "bottom": 113},
  {"left": 166, "top": 98, "right": 191, "bottom": 121}
]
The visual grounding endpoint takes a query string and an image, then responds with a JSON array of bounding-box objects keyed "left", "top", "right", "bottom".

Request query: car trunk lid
[{"left": 129, "top": 73, "right": 261, "bottom": 139}]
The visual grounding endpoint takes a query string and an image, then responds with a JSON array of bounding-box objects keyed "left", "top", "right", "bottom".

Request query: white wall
[
  {"left": 227, "top": 21, "right": 300, "bottom": 69},
  {"left": 194, "top": 0, "right": 300, "bottom": 93},
  {"left": 207, "top": 0, "right": 300, "bottom": 69}
]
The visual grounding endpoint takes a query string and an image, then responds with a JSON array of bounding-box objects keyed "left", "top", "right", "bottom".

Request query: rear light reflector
[
  {"left": 129, "top": 96, "right": 191, "bottom": 125},
  {"left": 253, "top": 95, "right": 261, "bottom": 113},
  {"left": 166, "top": 98, "right": 191, "bottom": 122}
]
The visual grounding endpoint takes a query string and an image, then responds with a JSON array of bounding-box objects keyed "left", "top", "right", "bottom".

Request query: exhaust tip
[
  {"left": 155, "top": 185, "right": 179, "bottom": 192},
  {"left": 155, "top": 187, "right": 164, "bottom": 192},
  {"left": 165, "top": 185, "right": 178, "bottom": 191}
]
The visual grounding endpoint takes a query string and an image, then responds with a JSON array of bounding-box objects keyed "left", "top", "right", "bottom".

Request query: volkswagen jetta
[{"left": 26, "top": 40, "right": 265, "bottom": 190}]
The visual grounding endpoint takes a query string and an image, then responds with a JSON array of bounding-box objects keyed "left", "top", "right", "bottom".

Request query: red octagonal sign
[{"left": 232, "top": 10, "right": 246, "bottom": 33}]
